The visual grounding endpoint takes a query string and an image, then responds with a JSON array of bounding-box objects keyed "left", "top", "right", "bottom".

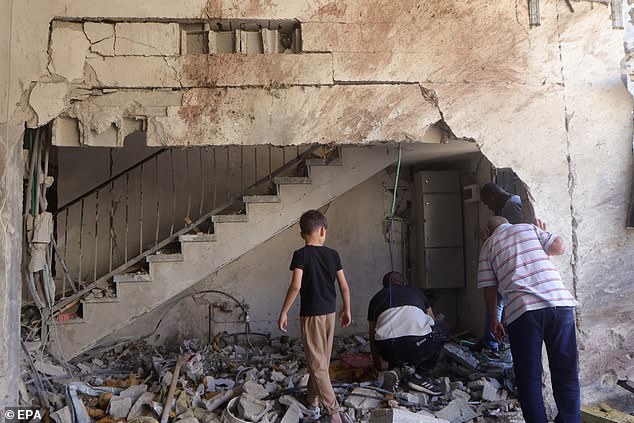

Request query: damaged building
[{"left": 1, "top": 0, "right": 634, "bottom": 422}]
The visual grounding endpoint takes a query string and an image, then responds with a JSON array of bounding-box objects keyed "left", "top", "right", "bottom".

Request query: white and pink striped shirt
[{"left": 477, "top": 223, "right": 578, "bottom": 325}]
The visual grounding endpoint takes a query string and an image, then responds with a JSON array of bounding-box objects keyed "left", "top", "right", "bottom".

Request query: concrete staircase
[{"left": 49, "top": 146, "right": 399, "bottom": 359}]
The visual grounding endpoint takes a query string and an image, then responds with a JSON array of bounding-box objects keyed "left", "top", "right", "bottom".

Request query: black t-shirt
[
  {"left": 367, "top": 284, "right": 430, "bottom": 322},
  {"left": 289, "top": 245, "right": 343, "bottom": 316}
]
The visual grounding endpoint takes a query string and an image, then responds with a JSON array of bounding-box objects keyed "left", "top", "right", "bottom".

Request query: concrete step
[
  {"left": 146, "top": 253, "right": 184, "bottom": 263},
  {"left": 114, "top": 273, "right": 152, "bottom": 283},
  {"left": 243, "top": 195, "right": 280, "bottom": 203},
  {"left": 179, "top": 234, "right": 217, "bottom": 243},
  {"left": 211, "top": 214, "right": 248, "bottom": 223},
  {"left": 273, "top": 176, "right": 310, "bottom": 185},
  {"left": 305, "top": 158, "right": 342, "bottom": 167}
]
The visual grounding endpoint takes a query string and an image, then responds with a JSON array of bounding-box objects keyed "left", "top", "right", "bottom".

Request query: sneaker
[
  {"left": 407, "top": 373, "right": 442, "bottom": 396},
  {"left": 378, "top": 369, "right": 400, "bottom": 390}
]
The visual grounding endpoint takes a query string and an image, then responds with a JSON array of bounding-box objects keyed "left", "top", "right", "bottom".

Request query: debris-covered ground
[{"left": 21, "top": 333, "right": 524, "bottom": 423}]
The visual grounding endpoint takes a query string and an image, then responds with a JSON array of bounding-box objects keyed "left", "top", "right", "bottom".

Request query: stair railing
[{"left": 52, "top": 144, "right": 326, "bottom": 316}]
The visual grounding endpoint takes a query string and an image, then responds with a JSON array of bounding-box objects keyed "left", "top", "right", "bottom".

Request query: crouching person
[{"left": 367, "top": 271, "right": 450, "bottom": 395}]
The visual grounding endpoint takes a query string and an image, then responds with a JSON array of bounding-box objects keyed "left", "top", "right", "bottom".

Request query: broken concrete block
[
  {"left": 278, "top": 395, "right": 315, "bottom": 416},
  {"left": 128, "top": 392, "right": 156, "bottom": 419},
  {"left": 33, "top": 358, "right": 67, "bottom": 377},
  {"left": 128, "top": 418, "right": 159, "bottom": 423},
  {"left": 449, "top": 390, "right": 471, "bottom": 402},
  {"left": 443, "top": 344, "right": 479, "bottom": 370},
  {"left": 115, "top": 23, "right": 180, "bottom": 56},
  {"left": 370, "top": 408, "right": 449, "bottom": 423},
  {"left": 84, "top": 22, "right": 115, "bottom": 56},
  {"left": 434, "top": 399, "right": 481, "bottom": 423},
  {"left": 108, "top": 396, "right": 132, "bottom": 419},
  {"left": 209, "top": 31, "right": 235, "bottom": 54},
  {"left": 238, "top": 395, "right": 270, "bottom": 422},
  {"left": 51, "top": 117, "right": 81, "bottom": 147},
  {"left": 243, "top": 380, "right": 269, "bottom": 400},
  {"left": 50, "top": 406, "right": 72, "bottom": 423},
  {"left": 207, "top": 389, "right": 234, "bottom": 412},
  {"left": 344, "top": 388, "right": 383, "bottom": 410},
  {"left": 280, "top": 403, "right": 302, "bottom": 423},
  {"left": 261, "top": 29, "right": 281, "bottom": 53},
  {"left": 270, "top": 371, "right": 286, "bottom": 383},
  {"left": 235, "top": 30, "right": 263, "bottom": 54},
  {"left": 29, "top": 81, "right": 70, "bottom": 126},
  {"left": 49, "top": 21, "right": 90, "bottom": 81},
  {"left": 120, "top": 384, "right": 148, "bottom": 403},
  {"left": 481, "top": 383, "right": 507, "bottom": 402}
]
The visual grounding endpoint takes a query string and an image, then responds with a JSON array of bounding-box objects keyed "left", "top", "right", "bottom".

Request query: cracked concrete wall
[{"left": 2, "top": 0, "right": 633, "bottom": 407}]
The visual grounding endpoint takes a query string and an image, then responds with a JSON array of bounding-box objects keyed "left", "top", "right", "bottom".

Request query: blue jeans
[
  {"left": 483, "top": 294, "right": 505, "bottom": 350},
  {"left": 507, "top": 307, "right": 580, "bottom": 423}
]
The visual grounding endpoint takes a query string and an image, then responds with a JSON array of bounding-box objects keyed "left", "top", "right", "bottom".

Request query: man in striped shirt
[{"left": 478, "top": 216, "right": 579, "bottom": 423}]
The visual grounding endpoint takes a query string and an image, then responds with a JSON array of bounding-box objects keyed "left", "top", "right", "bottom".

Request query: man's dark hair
[
  {"left": 480, "top": 182, "right": 504, "bottom": 199},
  {"left": 299, "top": 210, "right": 328, "bottom": 235},
  {"left": 382, "top": 271, "right": 406, "bottom": 287}
]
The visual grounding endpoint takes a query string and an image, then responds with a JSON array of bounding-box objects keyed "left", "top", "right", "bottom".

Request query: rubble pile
[{"left": 21, "top": 334, "right": 524, "bottom": 423}]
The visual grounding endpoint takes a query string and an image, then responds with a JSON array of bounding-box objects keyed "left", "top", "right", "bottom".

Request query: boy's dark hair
[
  {"left": 299, "top": 210, "right": 328, "bottom": 236},
  {"left": 382, "top": 271, "right": 406, "bottom": 287}
]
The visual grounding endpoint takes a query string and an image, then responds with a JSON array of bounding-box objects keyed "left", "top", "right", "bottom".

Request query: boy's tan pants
[{"left": 300, "top": 313, "right": 340, "bottom": 416}]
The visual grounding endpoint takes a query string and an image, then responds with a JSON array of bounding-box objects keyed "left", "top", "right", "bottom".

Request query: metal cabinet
[{"left": 412, "top": 170, "right": 465, "bottom": 289}]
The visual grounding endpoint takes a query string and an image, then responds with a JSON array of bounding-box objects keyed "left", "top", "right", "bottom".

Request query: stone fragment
[
  {"left": 108, "top": 396, "right": 132, "bottom": 419},
  {"left": 481, "top": 383, "right": 507, "bottom": 402},
  {"left": 280, "top": 403, "right": 302, "bottom": 423},
  {"left": 33, "top": 358, "right": 67, "bottom": 376},
  {"left": 243, "top": 380, "right": 269, "bottom": 400},
  {"left": 207, "top": 389, "right": 234, "bottom": 412},
  {"left": 434, "top": 399, "right": 481, "bottom": 423},
  {"left": 176, "top": 418, "right": 199, "bottom": 423},
  {"left": 128, "top": 392, "right": 156, "bottom": 419},
  {"left": 270, "top": 371, "right": 286, "bottom": 383},
  {"left": 344, "top": 388, "right": 383, "bottom": 410},
  {"left": 50, "top": 406, "right": 72, "bottom": 423},
  {"left": 439, "top": 377, "right": 451, "bottom": 394},
  {"left": 49, "top": 22, "right": 90, "bottom": 81},
  {"left": 278, "top": 395, "right": 316, "bottom": 416},
  {"left": 115, "top": 23, "right": 180, "bottom": 56},
  {"left": 450, "top": 390, "right": 471, "bottom": 401},
  {"left": 128, "top": 417, "right": 159, "bottom": 423},
  {"left": 443, "top": 344, "right": 479, "bottom": 369},
  {"left": 370, "top": 408, "right": 450, "bottom": 423},
  {"left": 29, "top": 81, "right": 70, "bottom": 126},
  {"left": 237, "top": 396, "right": 270, "bottom": 422}
]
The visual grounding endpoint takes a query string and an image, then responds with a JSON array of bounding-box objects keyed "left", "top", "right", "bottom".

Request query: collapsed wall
[{"left": 1, "top": 0, "right": 633, "bottom": 408}]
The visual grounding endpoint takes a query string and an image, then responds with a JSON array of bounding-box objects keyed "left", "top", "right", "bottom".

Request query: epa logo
[{"left": 4, "top": 408, "right": 42, "bottom": 421}]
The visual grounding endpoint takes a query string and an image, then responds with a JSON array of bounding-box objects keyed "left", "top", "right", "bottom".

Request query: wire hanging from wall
[{"left": 385, "top": 144, "right": 402, "bottom": 272}]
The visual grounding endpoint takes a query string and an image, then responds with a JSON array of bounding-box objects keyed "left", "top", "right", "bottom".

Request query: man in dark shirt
[{"left": 367, "top": 272, "right": 450, "bottom": 395}]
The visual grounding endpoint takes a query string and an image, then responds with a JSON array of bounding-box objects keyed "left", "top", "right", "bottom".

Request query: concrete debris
[
  {"left": 371, "top": 408, "right": 450, "bottom": 423},
  {"left": 435, "top": 399, "right": 481, "bottom": 423},
  {"left": 442, "top": 344, "right": 480, "bottom": 370},
  {"left": 108, "top": 396, "right": 132, "bottom": 419},
  {"left": 344, "top": 387, "right": 384, "bottom": 410},
  {"left": 21, "top": 335, "right": 521, "bottom": 423}
]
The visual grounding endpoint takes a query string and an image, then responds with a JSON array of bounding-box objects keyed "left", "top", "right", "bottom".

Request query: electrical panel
[{"left": 412, "top": 170, "right": 465, "bottom": 289}]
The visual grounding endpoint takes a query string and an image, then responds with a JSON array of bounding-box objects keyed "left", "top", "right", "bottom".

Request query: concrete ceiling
[{"left": 401, "top": 141, "right": 481, "bottom": 165}]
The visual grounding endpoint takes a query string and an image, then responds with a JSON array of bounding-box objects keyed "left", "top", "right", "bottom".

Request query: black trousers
[{"left": 376, "top": 320, "right": 450, "bottom": 376}]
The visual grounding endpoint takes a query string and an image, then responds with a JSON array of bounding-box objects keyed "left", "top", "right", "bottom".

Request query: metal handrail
[
  {"left": 52, "top": 144, "right": 325, "bottom": 314},
  {"left": 56, "top": 149, "right": 166, "bottom": 213}
]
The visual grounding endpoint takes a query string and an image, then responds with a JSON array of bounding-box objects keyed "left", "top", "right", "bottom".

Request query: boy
[{"left": 278, "top": 210, "right": 351, "bottom": 423}]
